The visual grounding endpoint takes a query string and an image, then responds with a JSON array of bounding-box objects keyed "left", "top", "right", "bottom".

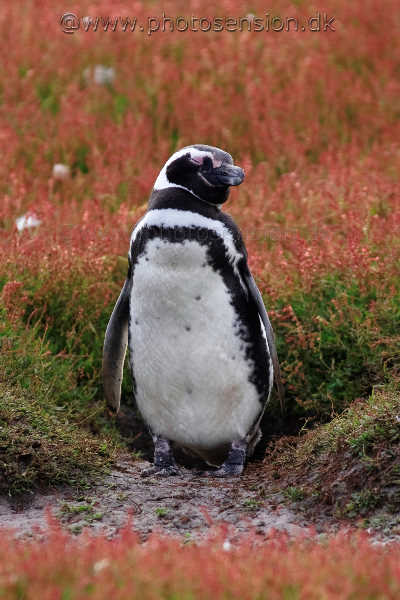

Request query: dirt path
[{"left": 0, "top": 457, "right": 333, "bottom": 541}]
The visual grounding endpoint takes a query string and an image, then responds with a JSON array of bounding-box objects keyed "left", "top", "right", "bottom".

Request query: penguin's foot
[
  {"left": 141, "top": 435, "right": 181, "bottom": 478},
  {"left": 199, "top": 439, "right": 247, "bottom": 478},
  {"left": 141, "top": 465, "right": 181, "bottom": 477}
]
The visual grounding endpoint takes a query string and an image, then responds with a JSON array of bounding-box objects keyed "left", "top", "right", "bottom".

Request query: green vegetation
[
  {"left": 273, "top": 277, "right": 400, "bottom": 420},
  {"left": 60, "top": 500, "right": 104, "bottom": 524},
  {"left": 0, "top": 313, "right": 117, "bottom": 497},
  {"left": 284, "top": 487, "right": 306, "bottom": 502}
]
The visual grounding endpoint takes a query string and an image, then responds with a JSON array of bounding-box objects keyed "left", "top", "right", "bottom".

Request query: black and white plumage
[{"left": 103, "top": 145, "right": 284, "bottom": 477}]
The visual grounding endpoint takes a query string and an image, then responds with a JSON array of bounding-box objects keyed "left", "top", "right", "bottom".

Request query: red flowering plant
[{"left": 0, "top": 519, "right": 400, "bottom": 599}]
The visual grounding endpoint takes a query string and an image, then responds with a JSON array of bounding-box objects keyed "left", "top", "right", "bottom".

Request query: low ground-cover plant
[{"left": 0, "top": 521, "right": 399, "bottom": 599}]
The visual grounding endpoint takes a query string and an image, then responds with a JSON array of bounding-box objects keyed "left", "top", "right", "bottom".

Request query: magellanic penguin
[{"left": 103, "top": 144, "right": 284, "bottom": 477}]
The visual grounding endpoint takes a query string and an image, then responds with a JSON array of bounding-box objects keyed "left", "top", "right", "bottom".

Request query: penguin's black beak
[{"left": 202, "top": 162, "right": 245, "bottom": 187}]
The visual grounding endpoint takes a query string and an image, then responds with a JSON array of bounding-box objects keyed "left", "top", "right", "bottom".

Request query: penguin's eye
[{"left": 202, "top": 156, "right": 213, "bottom": 171}]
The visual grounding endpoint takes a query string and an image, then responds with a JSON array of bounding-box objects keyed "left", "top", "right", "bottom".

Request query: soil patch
[{"left": 0, "top": 457, "right": 326, "bottom": 541}]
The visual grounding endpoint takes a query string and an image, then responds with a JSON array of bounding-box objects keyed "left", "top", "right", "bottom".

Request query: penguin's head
[{"left": 152, "top": 144, "right": 245, "bottom": 206}]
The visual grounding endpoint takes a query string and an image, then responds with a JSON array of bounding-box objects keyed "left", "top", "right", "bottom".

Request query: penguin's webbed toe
[
  {"left": 198, "top": 463, "right": 244, "bottom": 478},
  {"left": 140, "top": 465, "right": 182, "bottom": 478}
]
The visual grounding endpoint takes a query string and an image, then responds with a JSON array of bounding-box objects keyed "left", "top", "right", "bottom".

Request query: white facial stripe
[
  {"left": 153, "top": 146, "right": 215, "bottom": 191},
  {"left": 130, "top": 208, "right": 245, "bottom": 289}
]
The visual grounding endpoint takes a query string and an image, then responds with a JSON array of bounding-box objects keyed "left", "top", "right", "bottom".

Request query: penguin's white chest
[{"left": 129, "top": 238, "right": 262, "bottom": 452}]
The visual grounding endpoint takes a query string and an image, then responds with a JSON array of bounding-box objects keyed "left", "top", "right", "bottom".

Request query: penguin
[{"left": 103, "top": 144, "right": 284, "bottom": 477}]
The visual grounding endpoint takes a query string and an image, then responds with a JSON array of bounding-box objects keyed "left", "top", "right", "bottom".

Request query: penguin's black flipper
[
  {"left": 242, "top": 269, "right": 285, "bottom": 416},
  {"left": 102, "top": 278, "right": 131, "bottom": 415}
]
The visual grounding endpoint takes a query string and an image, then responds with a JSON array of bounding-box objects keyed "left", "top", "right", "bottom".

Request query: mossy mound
[
  {"left": 0, "top": 317, "right": 117, "bottom": 498},
  {"left": 263, "top": 386, "right": 400, "bottom": 528}
]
